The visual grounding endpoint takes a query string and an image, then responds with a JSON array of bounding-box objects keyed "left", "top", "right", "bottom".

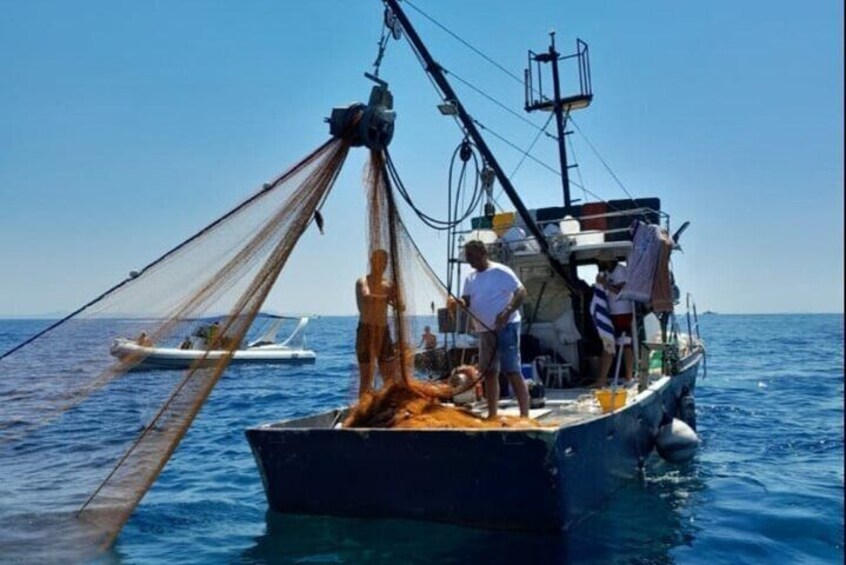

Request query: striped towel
[{"left": 590, "top": 284, "right": 616, "bottom": 354}]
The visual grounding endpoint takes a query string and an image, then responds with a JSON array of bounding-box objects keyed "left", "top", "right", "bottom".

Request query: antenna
[{"left": 525, "top": 34, "right": 593, "bottom": 212}]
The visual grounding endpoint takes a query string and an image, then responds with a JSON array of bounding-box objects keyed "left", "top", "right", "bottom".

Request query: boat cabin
[{"left": 435, "top": 198, "right": 676, "bottom": 392}]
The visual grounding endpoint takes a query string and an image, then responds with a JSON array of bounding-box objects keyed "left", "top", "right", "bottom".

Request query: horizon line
[{"left": 0, "top": 311, "right": 843, "bottom": 320}]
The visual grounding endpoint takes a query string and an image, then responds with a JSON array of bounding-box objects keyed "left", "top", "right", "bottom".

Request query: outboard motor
[
  {"left": 655, "top": 418, "right": 700, "bottom": 464},
  {"left": 328, "top": 76, "right": 396, "bottom": 151}
]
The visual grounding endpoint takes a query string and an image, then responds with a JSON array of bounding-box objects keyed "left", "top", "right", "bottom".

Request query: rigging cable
[
  {"left": 471, "top": 117, "right": 561, "bottom": 177},
  {"left": 384, "top": 143, "right": 482, "bottom": 232},
  {"left": 395, "top": 2, "right": 568, "bottom": 186},
  {"left": 380, "top": 147, "right": 498, "bottom": 387},
  {"left": 383, "top": 140, "right": 483, "bottom": 296},
  {"left": 566, "top": 128, "right": 588, "bottom": 203},
  {"left": 371, "top": 20, "right": 391, "bottom": 77},
  {"left": 395, "top": 2, "right": 643, "bottom": 215},
  {"left": 510, "top": 111, "right": 557, "bottom": 179},
  {"left": 447, "top": 69, "right": 558, "bottom": 141},
  {"left": 399, "top": 39, "right": 605, "bottom": 204},
  {"left": 448, "top": 139, "right": 481, "bottom": 293},
  {"left": 569, "top": 115, "right": 638, "bottom": 203},
  {"left": 404, "top": 0, "right": 527, "bottom": 88}
]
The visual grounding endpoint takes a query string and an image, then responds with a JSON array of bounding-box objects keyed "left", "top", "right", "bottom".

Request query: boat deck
[
  {"left": 457, "top": 380, "right": 641, "bottom": 428},
  {"left": 245, "top": 355, "right": 702, "bottom": 531}
]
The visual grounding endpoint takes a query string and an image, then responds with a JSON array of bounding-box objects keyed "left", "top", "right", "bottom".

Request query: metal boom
[{"left": 382, "top": 0, "right": 575, "bottom": 288}]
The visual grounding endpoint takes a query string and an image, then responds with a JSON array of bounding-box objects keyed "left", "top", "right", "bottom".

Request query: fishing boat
[
  {"left": 0, "top": 0, "right": 706, "bottom": 554},
  {"left": 110, "top": 315, "right": 316, "bottom": 369},
  {"left": 246, "top": 0, "right": 705, "bottom": 532}
]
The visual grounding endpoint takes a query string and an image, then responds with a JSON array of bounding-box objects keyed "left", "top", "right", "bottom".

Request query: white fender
[{"left": 656, "top": 418, "right": 700, "bottom": 463}]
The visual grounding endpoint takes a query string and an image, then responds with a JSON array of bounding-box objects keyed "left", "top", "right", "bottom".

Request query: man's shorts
[
  {"left": 611, "top": 313, "right": 632, "bottom": 336},
  {"left": 355, "top": 323, "right": 396, "bottom": 364},
  {"left": 477, "top": 322, "right": 521, "bottom": 375}
]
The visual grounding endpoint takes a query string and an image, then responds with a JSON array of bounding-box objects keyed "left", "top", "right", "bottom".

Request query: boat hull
[
  {"left": 111, "top": 339, "right": 316, "bottom": 370},
  {"left": 246, "top": 350, "right": 702, "bottom": 531}
]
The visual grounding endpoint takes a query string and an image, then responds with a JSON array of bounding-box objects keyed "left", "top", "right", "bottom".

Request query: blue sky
[{"left": 0, "top": 1, "right": 842, "bottom": 316}]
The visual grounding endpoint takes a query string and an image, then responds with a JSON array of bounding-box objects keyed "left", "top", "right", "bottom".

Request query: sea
[{"left": 0, "top": 314, "right": 843, "bottom": 564}]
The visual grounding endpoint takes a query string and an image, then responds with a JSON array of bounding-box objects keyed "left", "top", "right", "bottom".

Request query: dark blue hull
[{"left": 246, "top": 351, "right": 702, "bottom": 531}]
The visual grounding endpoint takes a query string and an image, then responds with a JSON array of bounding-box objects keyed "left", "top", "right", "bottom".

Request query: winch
[{"left": 328, "top": 75, "right": 396, "bottom": 151}]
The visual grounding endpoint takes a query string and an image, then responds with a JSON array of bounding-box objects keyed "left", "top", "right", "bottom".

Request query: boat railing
[
  {"left": 247, "top": 316, "right": 311, "bottom": 349},
  {"left": 278, "top": 317, "right": 310, "bottom": 349},
  {"left": 537, "top": 205, "right": 670, "bottom": 238},
  {"left": 462, "top": 205, "right": 668, "bottom": 260},
  {"left": 683, "top": 293, "right": 707, "bottom": 378},
  {"left": 685, "top": 293, "right": 702, "bottom": 347}
]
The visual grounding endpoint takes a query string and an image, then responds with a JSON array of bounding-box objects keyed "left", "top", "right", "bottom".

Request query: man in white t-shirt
[
  {"left": 457, "top": 240, "right": 529, "bottom": 418},
  {"left": 596, "top": 251, "right": 634, "bottom": 385}
]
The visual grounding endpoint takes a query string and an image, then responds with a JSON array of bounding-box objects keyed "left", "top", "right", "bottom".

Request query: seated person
[
  {"left": 136, "top": 331, "right": 154, "bottom": 347},
  {"left": 179, "top": 336, "right": 193, "bottom": 350},
  {"left": 418, "top": 325, "right": 438, "bottom": 351},
  {"left": 208, "top": 321, "right": 221, "bottom": 344}
]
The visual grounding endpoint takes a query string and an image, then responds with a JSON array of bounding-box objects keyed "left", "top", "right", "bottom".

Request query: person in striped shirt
[{"left": 596, "top": 251, "right": 634, "bottom": 386}]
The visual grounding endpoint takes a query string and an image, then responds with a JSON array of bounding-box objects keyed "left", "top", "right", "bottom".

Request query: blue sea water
[{"left": 0, "top": 314, "right": 843, "bottom": 563}]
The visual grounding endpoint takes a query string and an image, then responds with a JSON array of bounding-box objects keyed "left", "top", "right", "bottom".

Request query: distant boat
[
  {"left": 110, "top": 315, "right": 316, "bottom": 369},
  {"left": 701, "top": 310, "right": 718, "bottom": 315}
]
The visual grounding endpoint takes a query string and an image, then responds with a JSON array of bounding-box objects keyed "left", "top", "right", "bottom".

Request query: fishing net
[
  {"left": 0, "top": 137, "right": 351, "bottom": 556},
  {"left": 344, "top": 381, "right": 541, "bottom": 429},
  {"left": 0, "top": 116, "right": 533, "bottom": 559},
  {"left": 343, "top": 149, "right": 535, "bottom": 430}
]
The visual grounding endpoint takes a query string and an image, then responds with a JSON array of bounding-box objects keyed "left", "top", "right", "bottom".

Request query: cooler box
[
  {"left": 491, "top": 212, "right": 515, "bottom": 236},
  {"left": 471, "top": 216, "right": 493, "bottom": 229}
]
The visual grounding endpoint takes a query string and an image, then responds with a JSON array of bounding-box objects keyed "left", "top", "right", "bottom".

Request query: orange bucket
[{"left": 595, "top": 389, "right": 627, "bottom": 413}]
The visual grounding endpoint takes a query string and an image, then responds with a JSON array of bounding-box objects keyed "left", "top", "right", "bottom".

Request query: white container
[
  {"left": 501, "top": 226, "right": 527, "bottom": 244},
  {"left": 502, "top": 226, "right": 540, "bottom": 254},
  {"left": 543, "top": 223, "right": 562, "bottom": 237},
  {"left": 573, "top": 230, "right": 604, "bottom": 245},
  {"left": 643, "top": 313, "right": 662, "bottom": 343},
  {"left": 466, "top": 229, "right": 498, "bottom": 244},
  {"left": 560, "top": 215, "right": 580, "bottom": 235},
  {"left": 459, "top": 229, "right": 499, "bottom": 261}
]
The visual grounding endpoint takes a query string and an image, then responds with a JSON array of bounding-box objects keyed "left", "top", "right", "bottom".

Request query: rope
[
  {"left": 567, "top": 131, "right": 588, "bottom": 203},
  {"left": 385, "top": 142, "right": 482, "bottom": 231},
  {"left": 404, "top": 0, "right": 526, "bottom": 88},
  {"left": 392, "top": 2, "right": 644, "bottom": 218},
  {"left": 510, "top": 112, "right": 556, "bottom": 179},
  {"left": 371, "top": 10, "right": 393, "bottom": 78},
  {"left": 570, "top": 116, "right": 640, "bottom": 206},
  {"left": 448, "top": 69, "right": 558, "bottom": 141}
]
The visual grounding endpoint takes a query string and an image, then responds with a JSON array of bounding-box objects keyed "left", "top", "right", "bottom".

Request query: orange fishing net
[
  {"left": 343, "top": 149, "right": 535, "bottom": 429},
  {"left": 0, "top": 115, "right": 531, "bottom": 559},
  {"left": 345, "top": 382, "right": 540, "bottom": 429},
  {"left": 0, "top": 138, "right": 352, "bottom": 556}
]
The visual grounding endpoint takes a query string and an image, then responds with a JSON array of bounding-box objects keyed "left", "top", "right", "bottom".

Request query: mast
[
  {"left": 549, "top": 33, "right": 572, "bottom": 210},
  {"left": 382, "top": 0, "right": 574, "bottom": 286},
  {"left": 525, "top": 34, "right": 593, "bottom": 214}
]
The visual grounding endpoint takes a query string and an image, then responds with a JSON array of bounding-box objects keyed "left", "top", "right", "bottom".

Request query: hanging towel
[
  {"left": 651, "top": 230, "right": 674, "bottom": 312},
  {"left": 590, "top": 284, "right": 616, "bottom": 354},
  {"left": 619, "top": 221, "right": 661, "bottom": 303}
]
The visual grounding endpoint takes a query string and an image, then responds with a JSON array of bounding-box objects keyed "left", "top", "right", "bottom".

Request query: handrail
[
  {"left": 684, "top": 293, "right": 706, "bottom": 378},
  {"left": 468, "top": 205, "right": 668, "bottom": 230},
  {"left": 460, "top": 206, "right": 669, "bottom": 249},
  {"left": 685, "top": 293, "right": 701, "bottom": 345}
]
